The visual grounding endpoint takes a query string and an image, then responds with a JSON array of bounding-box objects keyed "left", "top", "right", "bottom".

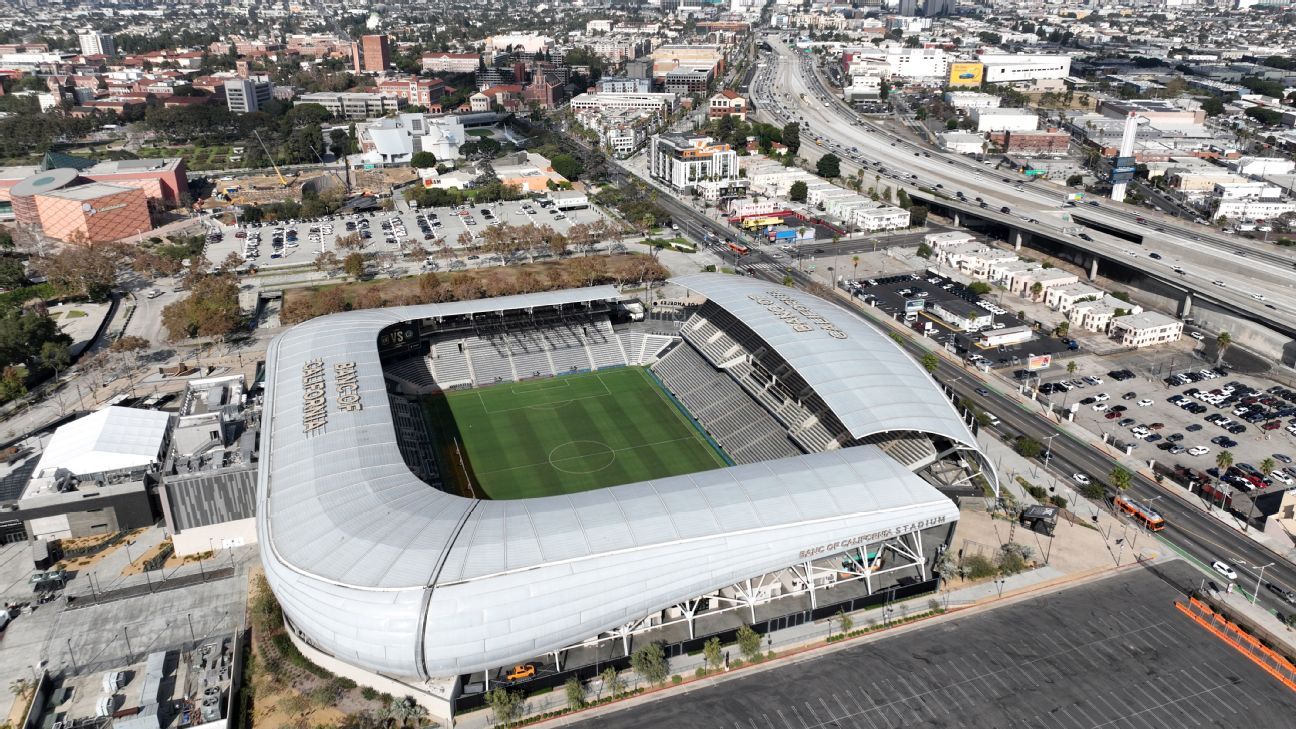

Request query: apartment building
[
  {"left": 77, "top": 30, "right": 114, "bottom": 57},
  {"left": 224, "top": 78, "right": 273, "bottom": 114},
  {"left": 648, "top": 133, "right": 743, "bottom": 199},
  {"left": 708, "top": 90, "right": 747, "bottom": 120},
  {"left": 352, "top": 34, "right": 391, "bottom": 74},
  {"left": 298, "top": 91, "right": 403, "bottom": 119},
  {"left": 421, "top": 52, "right": 480, "bottom": 74},
  {"left": 1109, "top": 311, "right": 1184, "bottom": 348}
]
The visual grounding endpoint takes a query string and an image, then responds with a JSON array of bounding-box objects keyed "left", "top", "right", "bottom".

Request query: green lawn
[{"left": 425, "top": 367, "right": 728, "bottom": 499}]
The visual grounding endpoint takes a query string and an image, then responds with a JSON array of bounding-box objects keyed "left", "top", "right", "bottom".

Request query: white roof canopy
[{"left": 35, "top": 406, "right": 170, "bottom": 478}]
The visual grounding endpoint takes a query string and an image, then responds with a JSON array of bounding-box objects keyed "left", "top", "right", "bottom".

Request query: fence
[{"left": 1176, "top": 596, "right": 1296, "bottom": 692}]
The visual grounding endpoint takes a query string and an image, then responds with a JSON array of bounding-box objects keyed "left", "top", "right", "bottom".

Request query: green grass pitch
[{"left": 425, "top": 367, "right": 730, "bottom": 500}]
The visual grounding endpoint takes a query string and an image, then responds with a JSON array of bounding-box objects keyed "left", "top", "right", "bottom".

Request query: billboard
[
  {"left": 1027, "top": 354, "right": 1053, "bottom": 371},
  {"left": 948, "top": 62, "right": 984, "bottom": 87},
  {"left": 905, "top": 298, "right": 926, "bottom": 313}
]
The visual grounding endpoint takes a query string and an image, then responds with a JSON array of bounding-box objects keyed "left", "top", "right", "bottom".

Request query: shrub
[
  {"left": 671, "top": 675, "right": 683, "bottom": 685},
  {"left": 360, "top": 687, "right": 379, "bottom": 701},
  {"left": 964, "top": 553, "right": 997, "bottom": 579},
  {"left": 1049, "top": 495, "right": 1068, "bottom": 509}
]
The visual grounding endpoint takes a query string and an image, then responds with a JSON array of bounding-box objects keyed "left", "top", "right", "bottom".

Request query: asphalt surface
[
  {"left": 575, "top": 567, "right": 1296, "bottom": 729},
  {"left": 749, "top": 36, "right": 1296, "bottom": 331}
]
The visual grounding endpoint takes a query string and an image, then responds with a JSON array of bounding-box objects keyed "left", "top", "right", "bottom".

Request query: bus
[
  {"left": 1114, "top": 495, "right": 1166, "bottom": 531},
  {"left": 741, "top": 215, "right": 784, "bottom": 230},
  {"left": 727, "top": 241, "right": 750, "bottom": 255}
]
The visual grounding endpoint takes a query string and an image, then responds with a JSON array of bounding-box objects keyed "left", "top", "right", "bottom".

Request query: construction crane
[{"left": 253, "top": 129, "right": 291, "bottom": 187}]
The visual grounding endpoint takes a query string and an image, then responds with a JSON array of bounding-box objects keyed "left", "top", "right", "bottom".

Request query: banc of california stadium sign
[
  {"left": 302, "top": 359, "right": 363, "bottom": 435},
  {"left": 747, "top": 291, "right": 848, "bottom": 339}
]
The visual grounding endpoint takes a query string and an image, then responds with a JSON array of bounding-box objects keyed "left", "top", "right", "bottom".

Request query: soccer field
[{"left": 426, "top": 367, "right": 730, "bottom": 500}]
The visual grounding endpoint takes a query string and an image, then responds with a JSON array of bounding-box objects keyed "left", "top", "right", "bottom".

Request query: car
[
  {"left": 1212, "top": 280, "right": 1226, "bottom": 287},
  {"left": 1122, "top": 392, "right": 1138, "bottom": 400},
  {"left": 1189, "top": 446, "right": 1211, "bottom": 456},
  {"left": 975, "top": 387, "right": 989, "bottom": 396},
  {"left": 1276, "top": 454, "right": 1293, "bottom": 464},
  {"left": 1095, "top": 393, "right": 1110, "bottom": 402},
  {"left": 1212, "top": 560, "right": 1237, "bottom": 581},
  {"left": 507, "top": 664, "right": 536, "bottom": 680},
  {"left": 146, "top": 289, "right": 163, "bottom": 299},
  {"left": 1137, "top": 399, "right": 1154, "bottom": 407},
  {"left": 1093, "top": 403, "right": 1108, "bottom": 411},
  {"left": 1073, "top": 473, "right": 1090, "bottom": 486},
  {"left": 1186, "top": 423, "right": 1203, "bottom": 432},
  {"left": 1149, "top": 252, "right": 1162, "bottom": 260}
]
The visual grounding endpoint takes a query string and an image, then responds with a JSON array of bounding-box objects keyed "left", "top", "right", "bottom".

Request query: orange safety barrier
[{"left": 1175, "top": 597, "right": 1296, "bottom": 692}]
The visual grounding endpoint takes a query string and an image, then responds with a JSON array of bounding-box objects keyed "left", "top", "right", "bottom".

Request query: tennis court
[{"left": 426, "top": 367, "right": 730, "bottom": 499}]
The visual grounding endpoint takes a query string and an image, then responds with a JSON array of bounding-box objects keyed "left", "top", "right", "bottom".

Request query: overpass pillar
[
  {"left": 952, "top": 211, "right": 961, "bottom": 227},
  {"left": 1179, "top": 291, "right": 1193, "bottom": 319},
  {"left": 1011, "top": 229, "right": 1025, "bottom": 251},
  {"left": 1088, "top": 256, "right": 1099, "bottom": 280}
]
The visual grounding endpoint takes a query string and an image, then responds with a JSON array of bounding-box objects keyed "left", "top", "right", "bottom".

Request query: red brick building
[{"left": 991, "top": 129, "right": 1070, "bottom": 156}]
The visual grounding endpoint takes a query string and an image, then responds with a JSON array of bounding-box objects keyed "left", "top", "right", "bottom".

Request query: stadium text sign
[
  {"left": 302, "top": 359, "right": 365, "bottom": 435},
  {"left": 795, "top": 514, "right": 949, "bottom": 560},
  {"left": 748, "top": 291, "right": 848, "bottom": 339}
]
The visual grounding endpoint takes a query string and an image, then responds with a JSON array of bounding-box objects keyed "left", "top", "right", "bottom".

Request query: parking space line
[{"left": 775, "top": 708, "right": 797, "bottom": 729}]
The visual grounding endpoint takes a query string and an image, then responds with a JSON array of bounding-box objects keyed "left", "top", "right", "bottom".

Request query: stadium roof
[
  {"left": 672, "top": 274, "right": 975, "bottom": 445},
  {"left": 33, "top": 406, "right": 170, "bottom": 478},
  {"left": 257, "top": 280, "right": 976, "bottom": 677}
]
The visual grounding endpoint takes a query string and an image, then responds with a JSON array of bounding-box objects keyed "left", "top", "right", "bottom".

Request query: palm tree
[
  {"left": 1215, "top": 330, "right": 1232, "bottom": 365},
  {"left": 1109, "top": 465, "right": 1133, "bottom": 492},
  {"left": 1216, "top": 449, "right": 1234, "bottom": 473},
  {"left": 1066, "top": 360, "right": 1078, "bottom": 378},
  {"left": 1260, "top": 457, "right": 1276, "bottom": 482},
  {"left": 1029, "top": 281, "right": 1044, "bottom": 301},
  {"left": 852, "top": 254, "right": 860, "bottom": 281}
]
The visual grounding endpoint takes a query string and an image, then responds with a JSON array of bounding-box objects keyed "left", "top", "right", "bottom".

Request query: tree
[
  {"left": 160, "top": 274, "right": 241, "bottom": 341},
  {"left": 816, "top": 153, "right": 841, "bottom": 179},
  {"left": 1014, "top": 435, "right": 1043, "bottom": 459},
  {"left": 630, "top": 642, "right": 668, "bottom": 686},
  {"left": 42, "top": 243, "right": 120, "bottom": 301},
  {"left": 1216, "top": 449, "right": 1234, "bottom": 473},
  {"left": 599, "top": 666, "right": 622, "bottom": 699},
  {"left": 484, "top": 687, "right": 522, "bottom": 728},
  {"left": 409, "top": 151, "right": 437, "bottom": 168},
  {"left": 343, "top": 252, "right": 365, "bottom": 281},
  {"left": 39, "top": 340, "right": 71, "bottom": 378},
  {"left": 836, "top": 610, "right": 853, "bottom": 635},
  {"left": 782, "top": 122, "right": 800, "bottom": 155},
  {"left": 897, "top": 189, "right": 912, "bottom": 209},
  {"left": 703, "top": 637, "right": 724, "bottom": 671},
  {"left": 1109, "top": 465, "right": 1133, "bottom": 492},
  {"left": 1215, "top": 330, "right": 1232, "bottom": 365},
  {"left": 736, "top": 624, "right": 762, "bottom": 661},
  {"left": 563, "top": 677, "right": 585, "bottom": 710},
  {"left": 0, "top": 364, "right": 26, "bottom": 402},
  {"left": 1261, "top": 458, "right": 1277, "bottom": 481},
  {"left": 968, "top": 282, "right": 992, "bottom": 295},
  {"left": 921, "top": 352, "right": 939, "bottom": 373},
  {"left": 1029, "top": 282, "right": 1044, "bottom": 301},
  {"left": 916, "top": 243, "right": 933, "bottom": 259},
  {"left": 0, "top": 256, "right": 25, "bottom": 289},
  {"left": 313, "top": 250, "right": 340, "bottom": 274},
  {"left": 852, "top": 254, "right": 860, "bottom": 280},
  {"left": 1066, "top": 360, "right": 1078, "bottom": 377},
  {"left": 1054, "top": 321, "right": 1070, "bottom": 338},
  {"left": 549, "top": 153, "right": 584, "bottom": 181},
  {"left": 908, "top": 205, "right": 928, "bottom": 227},
  {"left": 1066, "top": 174, "right": 1084, "bottom": 187},
  {"left": 788, "top": 180, "right": 808, "bottom": 202}
]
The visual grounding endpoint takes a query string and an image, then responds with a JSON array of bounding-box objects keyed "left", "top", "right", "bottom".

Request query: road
[
  {"left": 749, "top": 36, "right": 1296, "bottom": 330},
  {"left": 605, "top": 152, "right": 1296, "bottom": 619}
]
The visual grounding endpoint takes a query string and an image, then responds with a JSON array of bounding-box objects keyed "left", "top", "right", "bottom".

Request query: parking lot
[
  {"left": 575, "top": 567, "right": 1296, "bottom": 729},
  {"left": 203, "top": 198, "right": 612, "bottom": 273},
  {"left": 1035, "top": 351, "right": 1296, "bottom": 494},
  {"left": 844, "top": 272, "right": 1071, "bottom": 367}
]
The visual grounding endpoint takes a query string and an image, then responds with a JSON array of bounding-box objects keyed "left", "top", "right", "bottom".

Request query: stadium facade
[{"left": 257, "top": 274, "right": 995, "bottom": 699}]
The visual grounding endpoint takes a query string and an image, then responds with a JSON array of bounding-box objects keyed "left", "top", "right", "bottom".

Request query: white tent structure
[{"left": 34, "top": 406, "right": 171, "bottom": 478}]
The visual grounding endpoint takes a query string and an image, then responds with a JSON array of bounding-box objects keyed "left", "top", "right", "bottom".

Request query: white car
[
  {"left": 1189, "top": 332, "right": 1205, "bottom": 341},
  {"left": 1095, "top": 393, "right": 1109, "bottom": 402},
  {"left": 1073, "top": 473, "right": 1090, "bottom": 486},
  {"left": 1137, "top": 399, "right": 1154, "bottom": 407},
  {"left": 1211, "top": 560, "right": 1237, "bottom": 581},
  {"left": 1188, "top": 446, "right": 1210, "bottom": 456},
  {"left": 1093, "top": 403, "right": 1108, "bottom": 412}
]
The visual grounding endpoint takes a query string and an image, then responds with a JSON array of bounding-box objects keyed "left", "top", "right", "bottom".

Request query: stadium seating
[
  {"left": 621, "top": 332, "right": 679, "bottom": 365},
  {"left": 466, "top": 337, "right": 518, "bottom": 385},
  {"left": 383, "top": 355, "right": 437, "bottom": 392},
  {"left": 388, "top": 395, "right": 442, "bottom": 487},
  {"left": 586, "top": 319, "right": 629, "bottom": 369},
  {"left": 429, "top": 342, "right": 473, "bottom": 388},
  {"left": 651, "top": 345, "right": 801, "bottom": 465}
]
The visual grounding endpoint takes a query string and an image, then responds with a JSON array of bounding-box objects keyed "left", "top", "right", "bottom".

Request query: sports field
[{"left": 425, "top": 367, "right": 729, "bottom": 500}]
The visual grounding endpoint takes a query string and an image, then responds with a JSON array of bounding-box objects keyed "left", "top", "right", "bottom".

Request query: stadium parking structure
[{"left": 256, "top": 273, "right": 999, "bottom": 715}]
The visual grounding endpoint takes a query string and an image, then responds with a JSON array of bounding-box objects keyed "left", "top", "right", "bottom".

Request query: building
[
  {"left": 938, "top": 132, "right": 986, "bottom": 155},
  {"left": 947, "top": 61, "right": 984, "bottom": 87},
  {"left": 978, "top": 54, "right": 1072, "bottom": 85},
  {"left": 10, "top": 168, "right": 151, "bottom": 243},
  {"left": 597, "top": 76, "right": 653, "bottom": 94},
  {"left": 224, "top": 78, "right": 273, "bottom": 114},
  {"left": 12, "top": 407, "right": 170, "bottom": 540},
  {"left": 1232, "top": 157, "right": 1296, "bottom": 177},
  {"left": 1097, "top": 99, "right": 1205, "bottom": 128},
  {"left": 377, "top": 77, "right": 446, "bottom": 108},
  {"left": 570, "top": 92, "right": 676, "bottom": 118},
  {"left": 298, "top": 91, "right": 403, "bottom": 119},
  {"left": 77, "top": 30, "right": 114, "bottom": 57},
  {"left": 160, "top": 375, "right": 259, "bottom": 556},
  {"left": 993, "top": 129, "right": 1070, "bottom": 156},
  {"left": 971, "top": 108, "right": 1039, "bottom": 133},
  {"left": 648, "top": 133, "right": 743, "bottom": 199},
  {"left": 1068, "top": 295, "right": 1142, "bottom": 333},
  {"left": 944, "top": 91, "right": 999, "bottom": 110},
  {"left": 353, "top": 34, "right": 392, "bottom": 74},
  {"left": 708, "top": 90, "right": 747, "bottom": 120},
  {"left": 930, "top": 301, "right": 993, "bottom": 331},
  {"left": 421, "top": 52, "right": 481, "bottom": 74},
  {"left": 256, "top": 274, "right": 992, "bottom": 725},
  {"left": 1044, "top": 283, "right": 1104, "bottom": 314},
  {"left": 356, "top": 113, "right": 468, "bottom": 166},
  {"left": 1108, "top": 311, "right": 1184, "bottom": 348}
]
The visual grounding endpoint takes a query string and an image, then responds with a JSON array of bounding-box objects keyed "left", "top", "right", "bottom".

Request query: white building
[
  {"left": 977, "top": 326, "right": 1034, "bottom": 347},
  {"left": 224, "top": 78, "right": 274, "bottom": 114},
  {"left": 1213, "top": 198, "right": 1296, "bottom": 220},
  {"left": 1232, "top": 157, "right": 1296, "bottom": 177},
  {"left": 77, "top": 30, "right": 115, "bottom": 57},
  {"left": 356, "top": 113, "right": 467, "bottom": 166},
  {"left": 944, "top": 91, "right": 1001, "bottom": 110},
  {"left": 931, "top": 301, "right": 993, "bottom": 331},
  {"left": 570, "top": 92, "right": 677, "bottom": 118},
  {"left": 971, "top": 108, "right": 1038, "bottom": 133},
  {"left": 1069, "top": 295, "right": 1142, "bottom": 333},
  {"left": 596, "top": 77, "right": 654, "bottom": 94},
  {"left": 299, "top": 91, "right": 402, "bottom": 119},
  {"left": 1044, "top": 282, "right": 1105, "bottom": 314},
  {"left": 1108, "top": 311, "right": 1183, "bottom": 348},
  {"left": 648, "top": 133, "right": 743, "bottom": 199},
  {"left": 938, "top": 132, "right": 986, "bottom": 155},
  {"left": 887, "top": 47, "right": 949, "bottom": 79},
  {"left": 978, "top": 54, "right": 1072, "bottom": 85},
  {"left": 1007, "top": 268, "right": 1079, "bottom": 299}
]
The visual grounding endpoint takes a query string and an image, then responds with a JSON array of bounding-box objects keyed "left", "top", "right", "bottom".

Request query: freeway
[
  {"left": 609, "top": 150, "right": 1296, "bottom": 618},
  {"left": 749, "top": 37, "right": 1296, "bottom": 328}
]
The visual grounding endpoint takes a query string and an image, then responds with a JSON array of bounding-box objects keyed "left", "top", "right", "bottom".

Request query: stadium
[{"left": 256, "top": 273, "right": 997, "bottom": 714}]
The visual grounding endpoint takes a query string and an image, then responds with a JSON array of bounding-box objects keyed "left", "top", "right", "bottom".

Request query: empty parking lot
[{"left": 576, "top": 567, "right": 1296, "bottom": 729}]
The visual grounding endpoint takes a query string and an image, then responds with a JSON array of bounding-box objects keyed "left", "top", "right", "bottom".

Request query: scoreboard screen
[{"left": 377, "top": 321, "right": 422, "bottom": 361}]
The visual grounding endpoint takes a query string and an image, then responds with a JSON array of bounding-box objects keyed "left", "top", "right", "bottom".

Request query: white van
[{"left": 984, "top": 413, "right": 1001, "bottom": 427}]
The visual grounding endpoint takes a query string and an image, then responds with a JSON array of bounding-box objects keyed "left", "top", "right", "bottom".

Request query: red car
[{"left": 1264, "top": 420, "right": 1283, "bottom": 431}]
